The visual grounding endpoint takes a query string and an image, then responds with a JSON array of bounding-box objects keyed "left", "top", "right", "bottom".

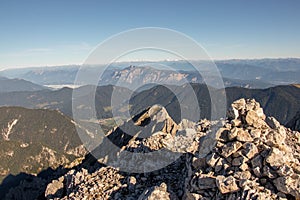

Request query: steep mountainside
[
  {"left": 0, "top": 77, "right": 46, "bottom": 92},
  {"left": 129, "top": 84, "right": 300, "bottom": 125},
  {"left": 287, "top": 111, "right": 300, "bottom": 131},
  {"left": 0, "top": 107, "right": 88, "bottom": 198},
  {"left": 0, "top": 85, "right": 133, "bottom": 120}
]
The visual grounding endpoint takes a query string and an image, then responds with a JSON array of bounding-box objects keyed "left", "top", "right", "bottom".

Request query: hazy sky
[{"left": 0, "top": 0, "right": 300, "bottom": 69}]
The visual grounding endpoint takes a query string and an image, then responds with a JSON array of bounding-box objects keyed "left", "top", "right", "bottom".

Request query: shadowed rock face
[
  {"left": 3, "top": 99, "right": 300, "bottom": 200},
  {"left": 287, "top": 111, "right": 300, "bottom": 131}
]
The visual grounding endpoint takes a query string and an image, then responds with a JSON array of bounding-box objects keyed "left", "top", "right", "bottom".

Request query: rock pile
[
  {"left": 43, "top": 99, "right": 299, "bottom": 200},
  {"left": 5, "top": 99, "right": 300, "bottom": 200},
  {"left": 188, "top": 98, "right": 300, "bottom": 199}
]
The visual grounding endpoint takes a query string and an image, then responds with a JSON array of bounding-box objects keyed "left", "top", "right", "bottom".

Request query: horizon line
[{"left": 1, "top": 57, "right": 300, "bottom": 71}]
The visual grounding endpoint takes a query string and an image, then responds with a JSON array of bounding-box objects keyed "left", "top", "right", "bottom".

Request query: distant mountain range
[
  {"left": 0, "top": 84, "right": 299, "bottom": 127},
  {"left": 0, "top": 76, "right": 46, "bottom": 92},
  {"left": 1, "top": 58, "right": 300, "bottom": 88},
  {"left": 0, "top": 85, "right": 133, "bottom": 120}
]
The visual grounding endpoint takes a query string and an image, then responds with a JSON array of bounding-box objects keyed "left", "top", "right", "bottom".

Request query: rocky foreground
[{"left": 5, "top": 99, "right": 300, "bottom": 200}]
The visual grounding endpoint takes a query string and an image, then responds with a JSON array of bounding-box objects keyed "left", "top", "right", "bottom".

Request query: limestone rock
[
  {"left": 236, "top": 129, "right": 253, "bottom": 142},
  {"left": 45, "top": 179, "right": 64, "bottom": 199},
  {"left": 242, "top": 142, "right": 258, "bottom": 159},
  {"left": 220, "top": 141, "right": 242, "bottom": 158},
  {"left": 216, "top": 176, "right": 240, "bottom": 194},
  {"left": 206, "top": 153, "right": 220, "bottom": 168},
  {"left": 138, "top": 183, "right": 177, "bottom": 200},
  {"left": 274, "top": 175, "right": 300, "bottom": 198},
  {"left": 266, "top": 147, "right": 285, "bottom": 168}
]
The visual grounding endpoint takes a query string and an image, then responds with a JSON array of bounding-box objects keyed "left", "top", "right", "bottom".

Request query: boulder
[
  {"left": 274, "top": 175, "right": 300, "bottom": 198},
  {"left": 138, "top": 183, "right": 177, "bottom": 200},
  {"left": 216, "top": 176, "right": 240, "bottom": 194},
  {"left": 191, "top": 174, "right": 217, "bottom": 190},
  {"left": 220, "top": 141, "right": 242, "bottom": 158},
  {"left": 45, "top": 178, "right": 64, "bottom": 199},
  {"left": 236, "top": 130, "right": 253, "bottom": 142},
  {"left": 266, "top": 117, "right": 281, "bottom": 129}
]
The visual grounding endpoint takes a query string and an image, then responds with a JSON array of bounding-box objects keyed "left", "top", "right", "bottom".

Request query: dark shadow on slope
[
  {"left": 0, "top": 167, "right": 67, "bottom": 200},
  {"left": 0, "top": 152, "right": 105, "bottom": 200}
]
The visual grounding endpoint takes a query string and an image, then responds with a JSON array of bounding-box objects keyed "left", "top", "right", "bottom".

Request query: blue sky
[{"left": 0, "top": 0, "right": 299, "bottom": 68}]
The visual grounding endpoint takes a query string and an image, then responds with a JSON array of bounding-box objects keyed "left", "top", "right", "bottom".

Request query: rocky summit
[{"left": 5, "top": 99, "right": 300, "bottom": 200}]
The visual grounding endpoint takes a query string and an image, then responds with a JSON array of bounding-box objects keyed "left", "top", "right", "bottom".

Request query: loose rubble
[{"left": 4, "top": 99, "right": 300, "bottom": 200}]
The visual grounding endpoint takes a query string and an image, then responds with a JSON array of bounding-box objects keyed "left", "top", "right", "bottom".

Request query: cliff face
[{"left": 3, "top": 99, "right": 300, "bottom": 200}]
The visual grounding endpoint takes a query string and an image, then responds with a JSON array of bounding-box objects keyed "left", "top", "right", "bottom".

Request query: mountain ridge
[
  {"left": 0, "top": 106, "right": 89, "bottom": 197},
  {"left": 1, "top": 58, "right": 299, "bottom": 88},
  {"left": 3, "top": 98, "right": 299, "bottom": 199}
]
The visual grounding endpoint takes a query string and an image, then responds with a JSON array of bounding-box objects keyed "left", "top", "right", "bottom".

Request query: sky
[{"left": 0, "top": 0, "right": 300, "bottom": 69}]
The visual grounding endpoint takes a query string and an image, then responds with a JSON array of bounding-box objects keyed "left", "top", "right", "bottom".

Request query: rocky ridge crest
[{"left": 5, "top": 99, "right": 300, "bottom": 200}]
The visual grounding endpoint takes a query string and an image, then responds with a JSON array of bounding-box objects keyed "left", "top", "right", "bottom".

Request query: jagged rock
[
  {"left": 216, "top": 176, "right": 240, "bottom": 194},
  {"left": 228, "top": 127, "right": 239, "bottom": 140},
  {"left": 242, "top": 142, "right": 258, "bottom": 159},
  {"left": 191, "top": 174, "right": 217, "bottom": 190},
  {"left": 265, "top": 130, "right": 286, "bottom": 147},
  {"left": 236, "top": 129, "right": 253, "bottom": 142},
  {"left": 138, "top": 183, "right": 177, "bottom": 200},
  {"left": 228, "top": 98, "right": 246, "bottom": 120},
  {"left": 45, "top": 178, "right": 64, "bottom": 199},
  {"left": 220, "top": 141, "right": 242, "bottom": 158},
  {"left": 239, "top": 163, "right": 249, "bottom": 171},
  {"left": 249, "top": 128, "right": 261, "bottom": 139},
  {"left": 232, "top": 98, "right": 246, "bottom": 111},
  {"left": 231, "top": 119, "right": 242, "bottom": 127},
  {"left": 263, "top": 165, "right": 278, "bottom": 179},
  {"left": 245, "top": 110, "right": 266, "bottom": 128},
  {"left": 206, "top": 153, "right": 220, "bottom": 168},
  {"left": 215, "top": 128, "right": 230, "bottom": 142},
  {"left": 197, "top": 119, "right": 211, "bottom": 132},
  {"left": 266, "top": 147, "right": 286, "bottom": 168},
  {"left": 198, "top": 135, "right": 217, "bottom": 158},
  {"left": 215, "top": 157, "right": 226, "bottom": 172},
  {"left": 134, "top": 105, "right": 178, "bottom": 136},
  {"left": 274, "top": 175, "right": 300, "bottom": 198},
  {"left": 266, "top": 117, "right": 281, "bottom": 129},
  {"left": 251, "top": 154, "right": 263, "bottom": 167},
  {"left": 277, "top": 165, "right": 294, "bottom": 176},
  {"left": 232, "top": 155, "right": 248, "bottom": 166},
  {"left": 234, "top": 171, "right": 251, "bottom": 180}
]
